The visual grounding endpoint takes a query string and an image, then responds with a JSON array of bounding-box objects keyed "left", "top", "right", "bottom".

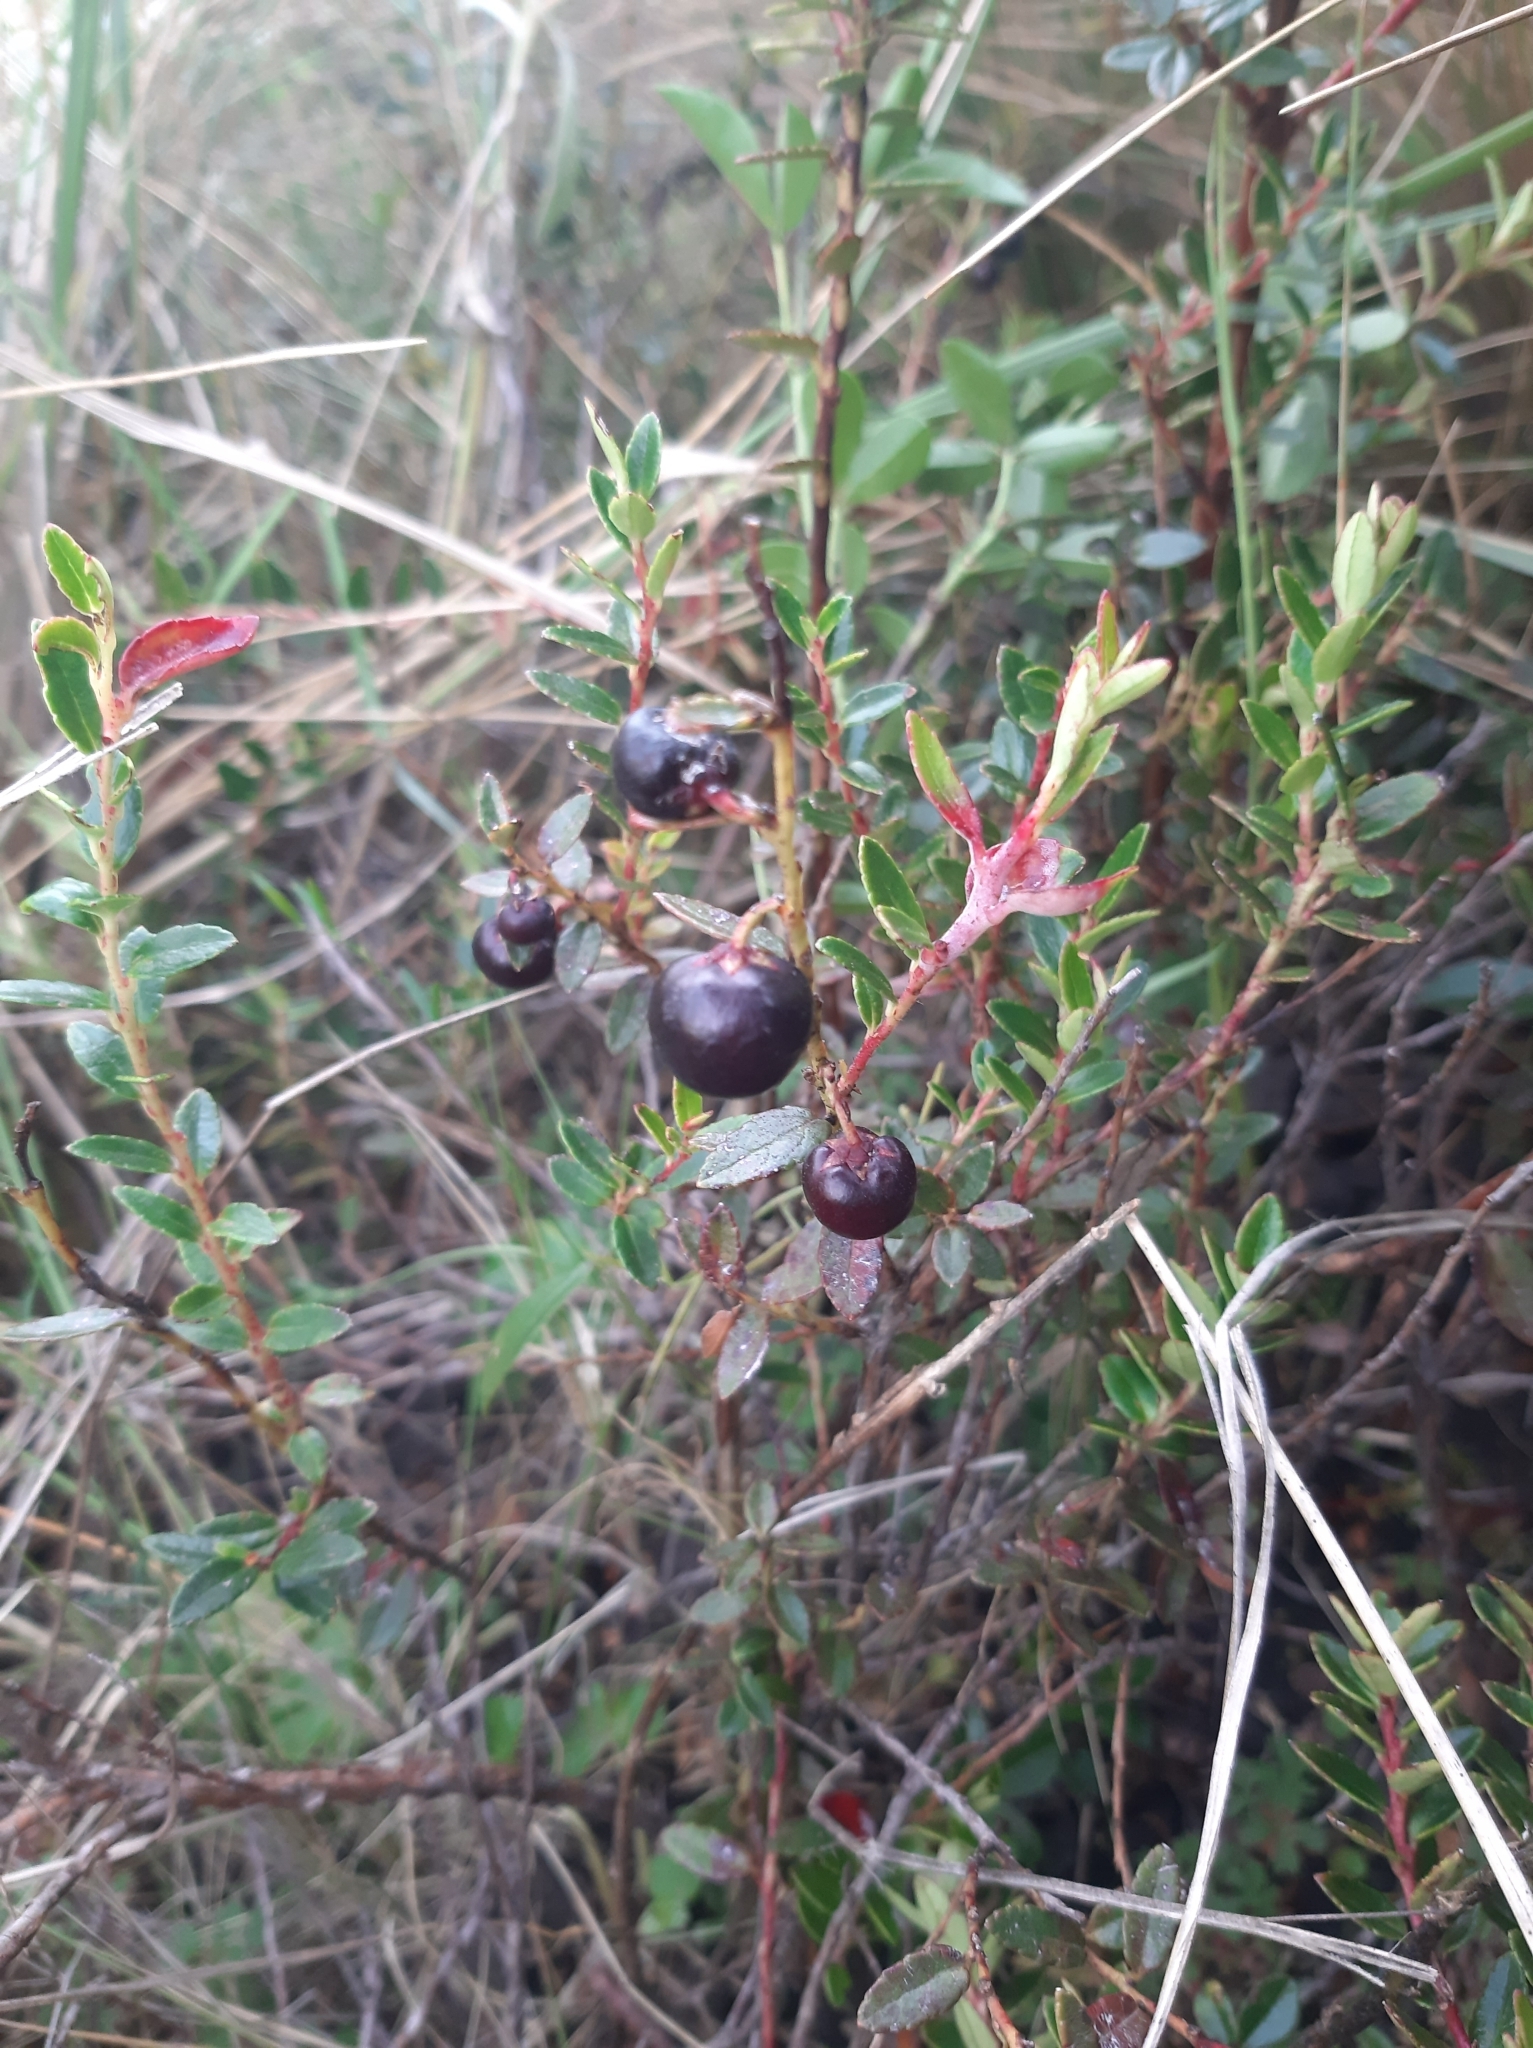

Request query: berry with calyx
[
  {"left": 611, "top": 703, "right": 741, "bottom": 822},
  {"left": 473, "top": 914, "right": 555, "bottom": 990},
  {"left": 801, "top": 1127, "right": 917, "bottom": 1239},
  {"left": 649, "top": 946, "right": 812, "bottom": 1098},
  {"left": 496, "top": 892, "right": 557, "bottom": 949}
]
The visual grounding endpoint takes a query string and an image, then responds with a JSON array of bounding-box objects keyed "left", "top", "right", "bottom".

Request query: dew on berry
[
  {"left": 611, "top": 703, "right": 741, "bottom": 822},
  {"left": 473, "top": 917, "right": 555, "bottom": 991},
  {"left": 801, "top": 1126, "right": 917, "bottom": 1239}
]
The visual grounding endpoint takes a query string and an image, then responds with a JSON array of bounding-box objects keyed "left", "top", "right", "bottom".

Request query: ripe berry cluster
[{"left": 473, "top": 890, "right": 556, "bottom": 991}]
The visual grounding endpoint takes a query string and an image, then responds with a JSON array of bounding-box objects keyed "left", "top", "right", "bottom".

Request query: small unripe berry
[
  {"left": 473, "top": 917, "right": 555, "bottom": 991},
  {"left": 611, "top": 704, "right": 741, "bottom": 822},
  {"left": 801, "top": 1127, "right": 917, "bottom": 1239},
  {"left": 648, "top": 946, "right": 812, "bottom": 1098}
]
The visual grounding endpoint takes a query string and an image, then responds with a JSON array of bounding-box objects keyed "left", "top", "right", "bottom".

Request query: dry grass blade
[
  {"left": 1284, "top": 2, "right": 1533, "bottom": 114},
  {"left": 0, "top": 337, "right": 426, "bottom": 406}
]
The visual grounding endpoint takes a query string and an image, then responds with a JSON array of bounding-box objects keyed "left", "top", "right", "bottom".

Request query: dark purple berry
[
  {"left": 473, "top": 917, "right": 555, "bottom": 991},
  {"left": 496, "top": 892, "right": 557, "bottom": 948},
  {"left": 649, "top": 946, "right": 813, "bottom": 1098},
  {"left": 801, "top": 1127, "right": 917, "bottom": 1240},
  {"left": 611, "top": 704, "right": 741, "bottom": 822}
]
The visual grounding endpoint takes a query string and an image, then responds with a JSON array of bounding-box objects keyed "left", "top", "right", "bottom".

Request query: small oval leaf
[
  {"left": 717, "top": 1299, "right": 769, "bottom": 1398},
  {"left": 118, "top": 615, "right": 259, "bottom": 699},
  {"left": 857, "top": 1946, "right": 970, "bottom": 2033},
  {"left": 819, "top": 1230, "right": 881, "bottom": 1318}
]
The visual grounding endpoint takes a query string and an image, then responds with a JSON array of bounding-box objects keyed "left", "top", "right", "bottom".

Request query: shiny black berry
[
  {"left": 611, "top": 704, "right": 741, "bottom": 822},
  {"left": 801, "top": 1127, "right": 917, "bottom": 1240},
  {"left": 649, "top": 946, "right": 813, "bottom": 1098},
  {"left": 473, "top": 917, "right": 555, "bottom": 991},
  {"left": 496, "top": 892, "right": 557, "bottom": 949}
]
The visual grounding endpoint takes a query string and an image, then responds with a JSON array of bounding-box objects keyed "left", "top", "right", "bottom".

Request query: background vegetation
[{"left": 1, "top": 0, "right": 1532, "bottom": 2043}]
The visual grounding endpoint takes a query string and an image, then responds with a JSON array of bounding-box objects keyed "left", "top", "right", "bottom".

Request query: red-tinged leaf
[
  {"left": 1086, "top": 1996, "right": 1150, "bottom": 2048},
  {"left": 117, "top": 614, "right": 259, "bottom": 700},
  {"left": 819, "top": 1230, "right": 881, "bottom": 1318},
  {"left": 699, "top": 1204, "right": 743, "bottom": 1290},
  {"left": 820, "top": 1790, "right": 875, "bottom": 1840},
  {"left": 760, "top": 1218, "right": 823, "bottom": 1303},
  {"left": 907, "top": 710, "right": 983, "bottom": 846}
]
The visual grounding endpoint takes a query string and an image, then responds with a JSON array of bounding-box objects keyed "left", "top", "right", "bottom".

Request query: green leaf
[
  {"left": 21, "top": 877, "right": 106, "bottom": 930},
  {"left": 1311, "top": 613, "right": 1369, "bottom": 686},
  {"left": 857, "top": 1948, "right": 970, "bottom": 2034},
  {"left": 542, "top": 623, "right": 632, "bottom": 664},
  {"left": 116, "top": 1186, "right": 200, "bottom": 1242},
  {"left": 1483, "top": 1681, "right": 1533, "bottom": 1729},
  {"left": 169, "top": 1283, "right": 226, "bottom": 1319},
  {"left": 587, "top": 468, "right": 628, "bottom": 545},
  {"left": 211, "top": 1202, "right": 300, "bottom": 1253},
  {"left": 774, "top": 101, "right": 822, "bottom": 235},
  {"left": 0, "top": 978, "right": 109, "bottom": 1009},
  {"left": 625, "top": 413, "right": 662, "bottom": 499},
  {"left": 1274, "top": 564, "right": 1327, "bottom": 649},
  {"left": 858, "top": 837, "right": 929, "bottom": 955},
  {"left": 550, "top": 1156, "right": 614, "bottom": 1208},
  {"left": 34, "top": 642, "right": 102, "bottom": 756},
  {"left": 3, "top": 1305, "right": 130, "bottom": 1342},
  {"left": 694, "top": 1106, "right": 828, "bottom": 1189},
  {"left": 906, "top": 711, "right": 974, "bottom": 828},
  {"left": 307, "top": 1373, "right": 368, "bottom": 1407},
  {"left": 1019, "top": 419, "right": 1121, "bottom": 474},
  {"left": 1101, "top": 1351, "right": 1164, "bottom": 1425},
  {"left": 646, "top": 530, "right": 684, "bottom": 600},
  {"left": 1243, "top": 700, "right": 1300, "bottom": 769},
  {"left": 841, "top": 680, "right": 913, "bottom": 724},
  {"left": 1470, "top": 1580, "right": 1533, "bottom": 1662},
  {"left": 287, "top": 1427, "right": 329, "bottom": 1484},
  {"left": 985, "top": 1903, "right": 1085, "bottom": 1968},
  {"left": 477, "top": 1266, "right": 583, "bottom": 1407},
  {"left": 1125, "top": 1843, "right": 1182, "bottom": 1973},
  {"left": 1235, "top": 1193, "right": 1286, "bottom": 1271},
  {"left": 612, "top": 1211, "right": 662, "bottom": 1286},
  {"left": 771, "top": 582, "right": 813, "bottom": 651},
  {"left": 273, "top": 1523, "right": 364, "bottom": 1585},
  {"left": 559, "top": 1117, "right": 622, "bottom": 1186},
  {"left": 34, "top": 614, "right": 101, "bottom": 663},
  {"left": 658, "top": 85, "right": 776, "bottom": 232},
  {"left": 66, "top": 1021, "right": 138, "bottom": 1098},
  {"left": 174, "top": 1088, "right": 222, "bottom": 1176},
  {"left": 169, "top": 1557, "right": 260, "bottom": 1627},
  {"left": 932, "top": 1225, "right": 971, "bottom": 1288},
  {"left": 120, "top": 924, "right": 237, "bottom": 979},
  {"left": 42, "top": 525, "right": 104, "bottom": 614},
  {"left": 67, "top": 1133, "right": 172, "bottom": 1173},
  {"left": 841, "top": 414, "right": 931, "bottom": 508},
  {"left": 718, "top": 1299, "right": 770, "bottom": 1397},
  {"left": 142, "top": 1527, "right": 219, "bottom": 1570},
  {"left": 266, "top": 1303, "right": 352, "bottom": 1353},
  {"left": 1242, "top": 1978, "right": 1301, "bottom": 2048},
  {"left": 939, "top": 337, "right": 1013, "bottom": 445},
  {"left": 1332, "top": 511, "right": 1378, "bottom": 619},
  {"left": 817, "top": 935, "right": 893, "bottom": 1003},
  {"left": 1059, "top": 942, "right": 1094, "bottom": 1014},
  {"left": 526, "top": 667, "right": 624, "bottom": 726},
  {"left": 1352, "top": 772, "right": 1442, "bottom": 841},
  {"left": 1292, "top": 1740, "right": 1387, "bottom": 1814}
]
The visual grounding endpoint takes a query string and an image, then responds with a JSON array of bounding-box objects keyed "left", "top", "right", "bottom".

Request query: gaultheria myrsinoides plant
[{"left": 1, "top": 527, "right": 374, "bottom": 1629}]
